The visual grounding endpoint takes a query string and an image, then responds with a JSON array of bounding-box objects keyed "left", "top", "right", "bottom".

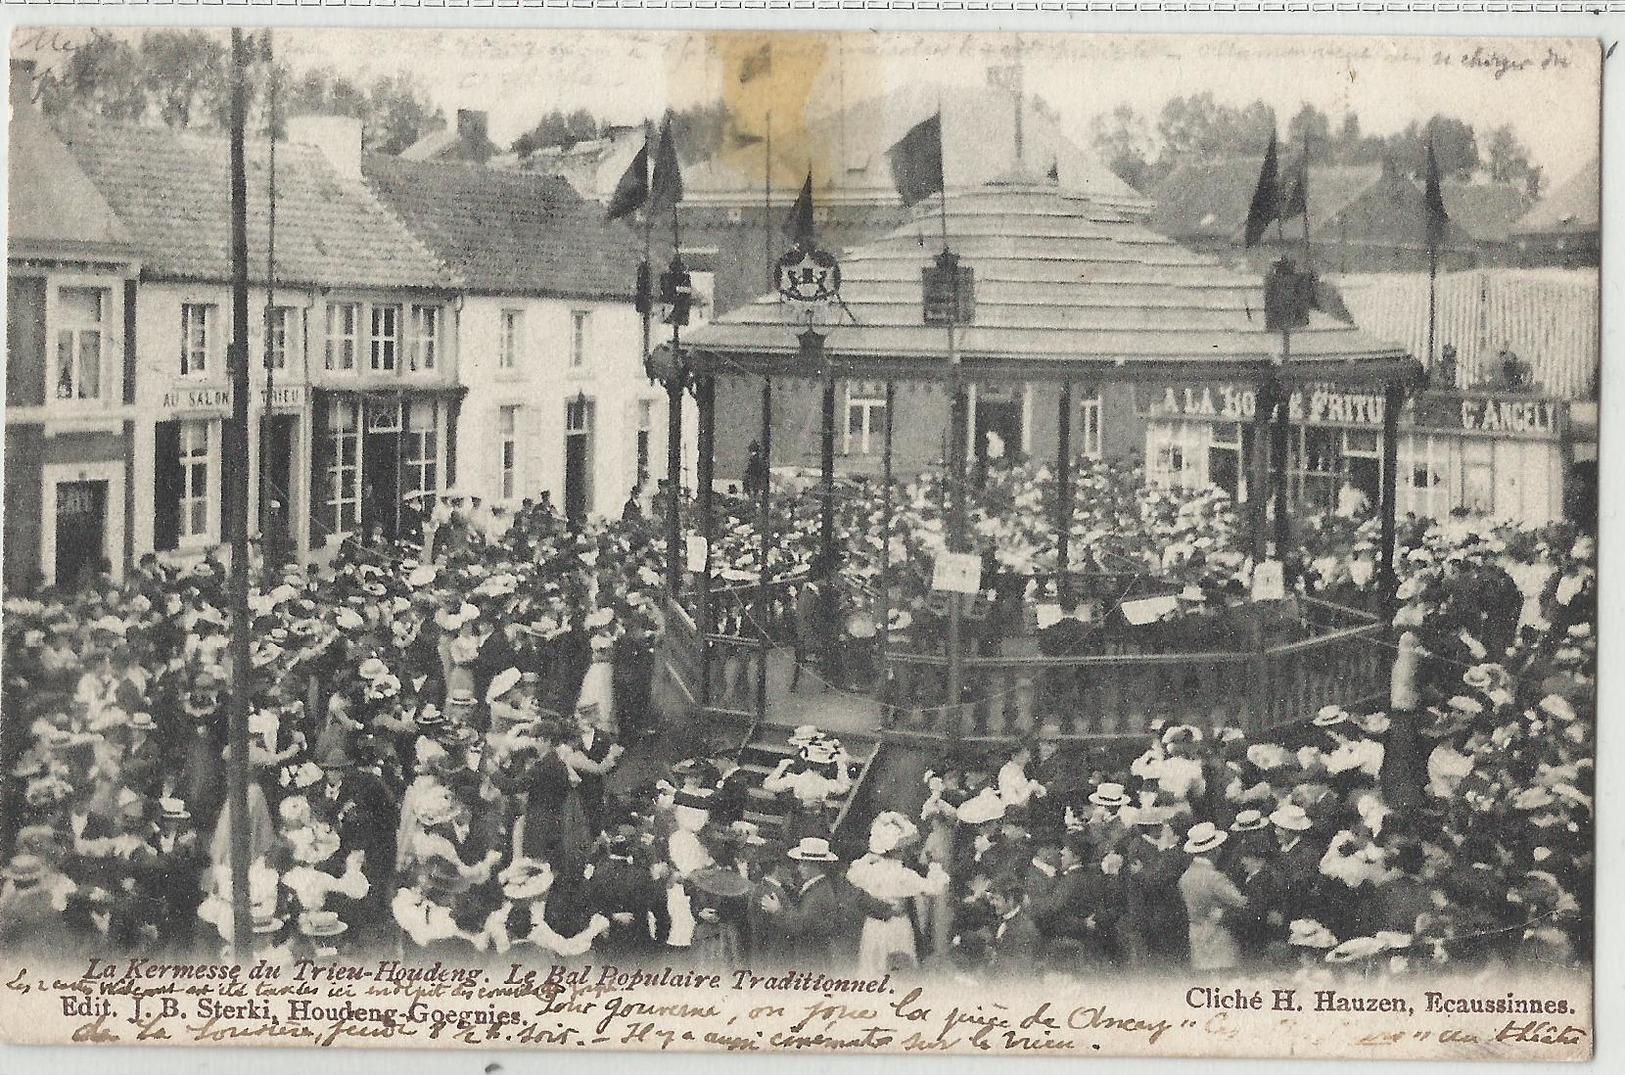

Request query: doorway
[
  {"left": 54, "top": 480, "right": 106, "bottom": 589},
  {"left": 564, "top": 397, "right": 595, "bottom": 524},
  {"left": 361, "top": 431, "right": 401, "bottom": 541},
  {"left": 975, "top": 395, "right": 1023, "bottom": 467},
  {"left": 261, "top": 414, "right": 297, "bottom": 564}
]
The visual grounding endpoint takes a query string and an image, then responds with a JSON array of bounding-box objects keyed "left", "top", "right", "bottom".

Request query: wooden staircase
[{"left": 734, "top": 725, "right": 883, "bottom": 843}]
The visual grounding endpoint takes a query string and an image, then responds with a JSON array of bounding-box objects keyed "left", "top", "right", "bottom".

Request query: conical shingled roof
[{"left": 684, "top": 183, "right": 1415, "bottom": 384}]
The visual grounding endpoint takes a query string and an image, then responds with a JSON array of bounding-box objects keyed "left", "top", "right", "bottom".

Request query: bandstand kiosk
[{"left": 657, "top": 178, "right": 1421, "bottom": 795}]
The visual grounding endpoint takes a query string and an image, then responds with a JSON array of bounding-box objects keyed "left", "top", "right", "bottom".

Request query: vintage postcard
[{"left": 0, "top": 25, "right": 1599, "bottom": 1061}]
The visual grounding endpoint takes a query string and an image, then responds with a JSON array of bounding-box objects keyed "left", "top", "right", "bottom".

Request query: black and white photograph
[{"left": 0, "top": 25, "right": 1601, "bottom": 1059}]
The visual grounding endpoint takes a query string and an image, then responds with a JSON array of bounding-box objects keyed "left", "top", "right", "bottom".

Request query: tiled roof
[
  {"left": 684, "top": 183, "right": 1413, "bottom": 379},
  {"left": 1149, "top": 159, "right": 1382, "bottom": 240},
  {"left": 361, "top": 155, "right": 641, "bottom": 299},
  {"left": 1512, "top": 157, "right": 1599, "bottom": 235},
  {"left": 53, "top": 117, "right": 449, "bottom": 290}
]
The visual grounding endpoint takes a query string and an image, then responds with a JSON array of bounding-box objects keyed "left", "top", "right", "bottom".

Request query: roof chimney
[
  {"left": 286, "top": 115, "right": 363, "bottom": 179},
  {"left": 457, "top": 109, "right": 492, "bottom": 162}
]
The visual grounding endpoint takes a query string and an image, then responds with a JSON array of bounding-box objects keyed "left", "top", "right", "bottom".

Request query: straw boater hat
[
  {"left": 1183, "top": 822, "right": 1227, "bottom": 855},
  {"left": 1230, "top": 809, "right": 1269, "bottom": 832},
  {"left": 786, "top": 836, "right": 838, "bottom": 862},
  {"left": 1312, "top": 705, "right": 1349, "bottom": 727},
  {"left": 787, "top": 725, "right": 822, "bottom": 748},
  {"left": 130, "top": 711, "right": 157, "bottom": 731},
  {"left": 1088, "top": 782, "right": 1132, "bottom": 809},
  {"left": 299, "top": 910, "right": 346, "bottom": 938},
  {"left": 159, "top": 797, "right": 191, "bottom": 822}
]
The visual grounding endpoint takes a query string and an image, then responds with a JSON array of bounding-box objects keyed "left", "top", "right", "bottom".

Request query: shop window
[
  {"left": 1207, "top": 422, "right": 1242, "bottom": 499},
  {"left": 325, "top": 302, "right": 359, "bottom": 371},
  {"left": 405, "top": 402, "right": 439, "bottom": 495},
  {"left": 499, "top": 405, "right": 519, "bottom": 499},
  {"left": 178, "top": 420, "right": 213, "bottom": 543},
  {"left": 1077, "top": 393, "right": 1103, "bottom": 459},
  {"left": 408, "top": 305, "right": 440, "bottom": 371},
  {"left": 370, "top": 304, "right": 400, "bottom": 372},
  {"left": 1463, "top": 439, "right": 1494, "bottom": 516},
  {"left": 326, "top": 402, "right": 361, "bottom": 533},
  {"left": 845, "top": 381, "right": 887, "bottom": 455},
  {"left": 570, "top": 310, "right": 589, "bottom": 369},
  {"left": 636, "top": 399, "right": 654, "bottom": 485},
  {"left": 181, "top": 303, "right": 215, "bottom": 377},
  {"left": 55, "top": 287, "right": 106, "bottom": 401},
  {"left": 265, "top": 306, "right": 294, "bottom": 371},
  {"left": 1297, "top": 427, "right": 1340, "bottom": 514},
  {"left": 499, "top": 310, "right": 523, "bottom": 370}
]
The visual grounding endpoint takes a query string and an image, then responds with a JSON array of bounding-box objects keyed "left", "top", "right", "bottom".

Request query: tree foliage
[{"left": 36, "top": 30, "right": 444, "bottom": 155}]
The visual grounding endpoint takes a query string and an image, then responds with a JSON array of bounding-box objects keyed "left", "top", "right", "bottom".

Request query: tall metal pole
[
  {"left": 226, "top": 27, "right": 254, "bottom": 956},
  {"left": 878, "top": 379, "right": 895, "bottom": 709},
  {"left": 259, "top": 31, "right": 278, "bottom": 554}
]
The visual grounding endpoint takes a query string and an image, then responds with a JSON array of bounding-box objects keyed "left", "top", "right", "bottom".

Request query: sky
[{"left": 12, "top": 28, "right": 1602, "bottom": 188}]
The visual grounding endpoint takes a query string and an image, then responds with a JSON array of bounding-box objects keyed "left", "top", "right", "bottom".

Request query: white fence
[{"left": 1334, "top": 269, "right": 1599, "bottom": 401}]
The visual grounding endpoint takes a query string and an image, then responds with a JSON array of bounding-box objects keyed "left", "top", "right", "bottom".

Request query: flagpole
[
  {"left": 225, "top": 25, "right": 254, "bottom": 957},
  {"left": 764, "top": 111, "right": 773, "bottom": 292},
  {"left": 260, "top": 30, "right": 278, "bottom": 557},
  {"left": 936, "top": 105, "right": 967, "bottom": 740},
  {"left": 642, "top": 119, "right": 653, "bottom": 379},
  {"left": 1301, "top": 130, "right": 1312, "bottom": 265}
]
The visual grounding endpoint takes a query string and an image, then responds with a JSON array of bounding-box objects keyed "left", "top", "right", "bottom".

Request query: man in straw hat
[
  {"left": 1178, "top": 822, "right": 1248, "bottom": 971},
  {"left": 759, "top": 836, "right": 846, "bottom": 968}
]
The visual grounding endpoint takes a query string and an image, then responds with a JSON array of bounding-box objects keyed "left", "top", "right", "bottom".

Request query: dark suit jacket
[
  {"left": 710, "top": 768, "right": 750, "bottom": 828},
  {"left": 778, "top": 873, "right": 844, "bottom": 967},
  {"left": 584, "top": 857, "right": 669, "bottom": 953},
  {"left": 323, "top": 770, "right": 398, "bottom": 881}
]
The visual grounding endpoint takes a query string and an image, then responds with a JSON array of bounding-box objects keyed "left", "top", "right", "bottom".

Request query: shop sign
[
  {"left": 161, "top": 385, "right": 232, "bottom": 412},
  {"left": 1146, "top": 383, "right": 1562, "bottom": 437},
  {"left": 1455, "top": 396, "right": 1558, "bottom": 435},
  {"left": 162, "top": 384, "right": 306, "bottom": 412}
]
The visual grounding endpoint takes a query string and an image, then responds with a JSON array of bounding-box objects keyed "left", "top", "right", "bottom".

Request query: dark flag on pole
[
  {"left": 784, "top": 170, "right": 815, "bottom": 247},
  {"left": 1423, "top": 140, "right": 1449, "bottom": 250},
  {"left": 605, "top": 142, "right": 649, "bottom": 222},
  {"left": 887, "top": 113, "right": 945, "bottom": 208},
  {"left": 1243, "top": 133, "right": 1282, "bottom": 248},
  {"left": 648, "top": 113, "right": 684, "bottom": 219},
  {"left": 1280, "top": 152, "right": 1308, "bottom": 221}
]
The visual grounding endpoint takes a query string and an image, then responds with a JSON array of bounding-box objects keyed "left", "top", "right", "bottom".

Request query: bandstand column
[
  {"left": 755, "top": 376, "right": 773, "bottom": 722},
  {"left": 664, "top": 370, "right": 685, "bottom": 600},
  {"left": 946, "top": 379, "right": 970, "bottom": 738},
  {"left": 878, "top": 379, "right": 896, "bottom": 715},
  {"left": 1272, "top": 383, "right": 1292, "bottom": 552},
  {"left": 1379, "top": 381, "right": 1402, "bottom": 617},
  {"left": 1054, "top": 380, "right": 1075, "bottom": 599},
  {"left": 696, "top": 373, "right": 716, "bottom": 706},
  {"left": 820, "top": 357, "right": 837, "bottom": 572},
  {"left": 1250, "top": 376, "right": 1275, "bottom": 563}
]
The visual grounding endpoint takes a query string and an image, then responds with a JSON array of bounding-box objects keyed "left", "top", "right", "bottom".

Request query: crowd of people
[{"left": 0, "top": 466, "right": 1594, "bottom": 983}]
